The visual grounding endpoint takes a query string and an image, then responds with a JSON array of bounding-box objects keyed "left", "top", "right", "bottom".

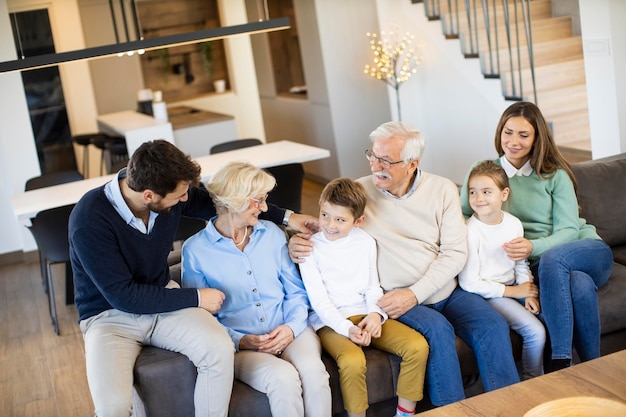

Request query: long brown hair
[{"left": 494, "top": 101, "right": 577, "bottom": 192}]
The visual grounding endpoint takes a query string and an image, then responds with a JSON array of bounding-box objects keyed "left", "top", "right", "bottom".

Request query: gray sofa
[{"left": 134, "top": 153, "right": 626, "bottom": 417}]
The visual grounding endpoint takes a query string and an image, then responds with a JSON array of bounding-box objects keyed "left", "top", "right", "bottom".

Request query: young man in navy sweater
[{"left": 69, "top": 139, "right": 313, "bottom": 417}]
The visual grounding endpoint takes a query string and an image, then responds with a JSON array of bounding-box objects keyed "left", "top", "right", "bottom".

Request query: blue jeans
[
  {"left": 398, "top": 288, "right": 520, "bottom": 406},
  {"left": 487, "top": 297, "right": 546, "bottom": 379},
  {"left": 535, "top": 238, "right": 613, "bottom": 362}
]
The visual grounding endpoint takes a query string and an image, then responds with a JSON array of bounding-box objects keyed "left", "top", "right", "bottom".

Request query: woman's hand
[
  {"left": 359, "top": 313, "right": 383, "bottom": 339},
  {"left": 243, "top": 325, "right": 295, "bottom": 356},
  {"left": 288, "top": 233, "right": 314, "bottom": 263},
  {"left": 503, "top": 237, "right": 533, "bottom": 261},
  {"left": 198, "top": 288, "right": 225, "bottom": 313}
]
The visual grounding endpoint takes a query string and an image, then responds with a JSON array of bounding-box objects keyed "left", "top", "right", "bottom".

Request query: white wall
[
  {"left": 1, "top": 0, "right": 99, "bottom": 254},
  {"left": 0, "top": 0, "right": 39, "bottom": 255},
  {"left": 580, "top": 0, "right": 626, "bottom": 157}
]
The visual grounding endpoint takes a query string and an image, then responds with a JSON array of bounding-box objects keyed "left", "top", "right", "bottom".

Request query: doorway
[{"left": 10, "top": 8, "right": 77, "bottom": 174}]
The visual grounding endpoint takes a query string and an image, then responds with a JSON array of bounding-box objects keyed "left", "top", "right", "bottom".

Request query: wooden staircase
[{"left": 414, "top": 0, "right": 591, "bottom": 158}]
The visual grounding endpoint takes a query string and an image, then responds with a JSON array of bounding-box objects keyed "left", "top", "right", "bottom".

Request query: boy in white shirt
[{"left": 299, "top": 177, "right": 428, "bottom": 417}]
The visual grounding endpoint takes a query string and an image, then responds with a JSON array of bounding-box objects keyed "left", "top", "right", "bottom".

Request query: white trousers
[
  {"left": 488, "top": 297, "right": 546, "bottom": 379},
  {"left": 80, "top": 307, "right": 234, "bottom": 417},
  {"left": 234, "top": 327, "right": 332, "bottom": 417}
]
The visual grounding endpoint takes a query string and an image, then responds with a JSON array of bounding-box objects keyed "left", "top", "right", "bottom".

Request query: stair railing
[{"left": 421, "top": 0, "right": 537, "bottom": 104}]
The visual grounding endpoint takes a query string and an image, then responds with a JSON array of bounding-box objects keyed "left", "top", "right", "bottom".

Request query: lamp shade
[{"left": 0, "top": 17, "right": 290, "bottom": 74}]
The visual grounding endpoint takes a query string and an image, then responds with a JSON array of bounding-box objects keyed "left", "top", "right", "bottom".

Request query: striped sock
[{"left": 396, "top": 404, "right": 415, "bottom": 417}]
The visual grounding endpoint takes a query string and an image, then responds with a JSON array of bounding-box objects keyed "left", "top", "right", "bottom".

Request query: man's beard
[{"left": 147, "top": 202, "right": 172, "bottom": 215}]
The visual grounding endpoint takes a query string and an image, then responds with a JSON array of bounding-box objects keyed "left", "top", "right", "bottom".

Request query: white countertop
[
  {"left": 97, "top": 110, "right": 170, "bottom": 132},
  {"left": 97, "top": 110, "right": 175, "bottom": 157}
]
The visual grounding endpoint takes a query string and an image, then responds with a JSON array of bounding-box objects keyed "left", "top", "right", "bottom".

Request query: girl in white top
[{"left": 459, "top": 160, "right": 545, "bottom": 379}]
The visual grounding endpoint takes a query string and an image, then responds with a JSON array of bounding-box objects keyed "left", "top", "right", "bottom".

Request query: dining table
[{"left": 11, "top": 140, "right": 330, "bottom": 227}]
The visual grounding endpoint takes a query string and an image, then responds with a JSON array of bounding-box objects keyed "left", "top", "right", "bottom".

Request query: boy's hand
[
  {"left": 348, "top": 325, "right": 371, "bottom": 346},
  {"left": 359, "top": 313, "right": 382, "bottom": 339},
  {"left": 526, "top": 296, "right": 541, "bottom": 315}
]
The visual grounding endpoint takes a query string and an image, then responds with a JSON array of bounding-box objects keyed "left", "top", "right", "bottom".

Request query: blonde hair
[{"left": 207, "top": 162, "right": 276, "bottom": 214}]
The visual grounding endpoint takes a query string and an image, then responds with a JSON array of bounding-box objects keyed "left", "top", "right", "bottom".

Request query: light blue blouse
[{"left": 181, "top": 218, "right": 309, "bottom": 350}]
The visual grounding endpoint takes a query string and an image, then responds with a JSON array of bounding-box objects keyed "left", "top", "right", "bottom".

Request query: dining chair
[
  {"left": 25, "top": 170, "right": 84, "bottom": 191},
  {"left": 25, "top": 170, "right": 83, "bottom": 299},
  {"left": 210, "top": 139, "right": 305, "bottom": 212},
  {"left": 27, "top": 203, "right": 76, "bottom": 335},
  {"left": 209, "top": 138, "right": 262, "bottom": 154}
]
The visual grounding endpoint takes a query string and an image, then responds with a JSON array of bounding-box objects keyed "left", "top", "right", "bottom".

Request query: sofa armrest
[{"left": 572, "top": 153, "right": 626, "bottom": 247}]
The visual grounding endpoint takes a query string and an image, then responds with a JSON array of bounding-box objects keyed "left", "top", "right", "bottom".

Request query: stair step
[
  {"left": 538, "top": 84, "right": 589, "bottom": 118},
  {"left": 481, "top": 36, "right": 583, "bottom": 73},
  {"left": 559, "top": 144, "right": 592, "bottom": 163},
  {"left": 500, "top": 59, "right": 586, "bottom": 96},
  {"left": 458, "top": 16, "right": 574, "bottom": 55},
  {"left": 439, "top": 0, "right": 552, "bottom": 21},
  {"left": 547, "top": 109, "right": 591, "bottom": 146}
]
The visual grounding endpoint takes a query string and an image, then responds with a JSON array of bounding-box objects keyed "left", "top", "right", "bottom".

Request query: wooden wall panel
[{"left": 136, "top": 0, "right": 229, "bottom": 102}]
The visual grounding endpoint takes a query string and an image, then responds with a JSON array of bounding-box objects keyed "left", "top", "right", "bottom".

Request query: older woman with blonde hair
[{"left": 181, "top": 162, "right": 331, "bottom": 417}]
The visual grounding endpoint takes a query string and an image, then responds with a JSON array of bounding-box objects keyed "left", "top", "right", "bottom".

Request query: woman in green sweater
[{"left": 460, "top": 101, "right": 613, "bottom": 371}]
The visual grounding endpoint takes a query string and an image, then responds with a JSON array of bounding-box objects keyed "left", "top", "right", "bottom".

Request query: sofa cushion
[
  {"left": 572, "top": 154, "right": 626, "bottom": 247},
  {"left": 134, "top": 346, "right": 196, "bottom": 417},
  {"left": 598, "top": 262, "right": 626, "bottom": 335},
  {"left": 612, "top": 245, "right": 626, "bottom": 266}
]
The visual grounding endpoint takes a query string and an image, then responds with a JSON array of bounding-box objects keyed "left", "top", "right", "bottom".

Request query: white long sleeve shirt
[
  {"left": 459, "top": 212, "right": 533, "bottom": 299},
  {"left": 299, "top": 227, "right": 387, "bottom": 338}
]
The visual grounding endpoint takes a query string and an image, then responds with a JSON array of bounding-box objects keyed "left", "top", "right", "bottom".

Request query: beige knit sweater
[{"left": 357, "top": 172, "right": 468, "bottom": 305}]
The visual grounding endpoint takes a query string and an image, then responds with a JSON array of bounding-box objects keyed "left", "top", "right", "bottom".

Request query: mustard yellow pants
[{"left": 318, "top": 315, "right": 429, "bottom": 414}]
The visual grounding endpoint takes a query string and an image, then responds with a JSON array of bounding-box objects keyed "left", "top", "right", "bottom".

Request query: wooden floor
[{"left": 0, "top": 178, "right": 325, "bottom": 417}]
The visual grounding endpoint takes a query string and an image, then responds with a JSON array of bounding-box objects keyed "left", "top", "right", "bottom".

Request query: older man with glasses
[{"left": 289, "top": 121, "right": 520, "bottom": 408}]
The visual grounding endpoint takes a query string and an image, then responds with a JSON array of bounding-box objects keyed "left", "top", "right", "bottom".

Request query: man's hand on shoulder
[
  {"left": 377, "top": 289, "right": 418, "bottom": 319},
  {"left": 288, "top": 213, "right": 319, "bottom": 234},
  {"left": 198, "top": 288, "right": 225, "bottom": 313}
]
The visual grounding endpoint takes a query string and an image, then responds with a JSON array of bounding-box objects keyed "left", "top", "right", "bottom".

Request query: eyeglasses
[
  {"left": 364, "top": 149, "right": 405, "bottom": 169},
  {"left": 250, "top": 194, "right": 269, "bottom": 206}
]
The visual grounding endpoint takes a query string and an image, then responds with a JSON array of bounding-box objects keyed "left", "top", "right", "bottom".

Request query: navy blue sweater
[{"left": 69, "top": 181, "right": 285, "bottom": 322}]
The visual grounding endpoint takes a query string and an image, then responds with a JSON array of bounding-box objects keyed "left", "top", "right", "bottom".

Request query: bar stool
[
  {"left": 72, "top": 133, "right": 103, "bottom": 178},
  {"left": 105, "top": 140, "right": 129, "bottom": 173},
  {"left": 91, "top": 134, "right": 125, "bottom": 175}
]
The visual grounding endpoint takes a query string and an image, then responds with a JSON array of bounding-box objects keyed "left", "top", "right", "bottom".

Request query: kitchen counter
[
  {"left": 167, "top": 106, "right": 238, "bottom": 158},
  {"left": 97, "top": 110, "right": 175, "bottom": 157},
  {"left": 167, "top": 106, "right": 234, "bottom": 129}
]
